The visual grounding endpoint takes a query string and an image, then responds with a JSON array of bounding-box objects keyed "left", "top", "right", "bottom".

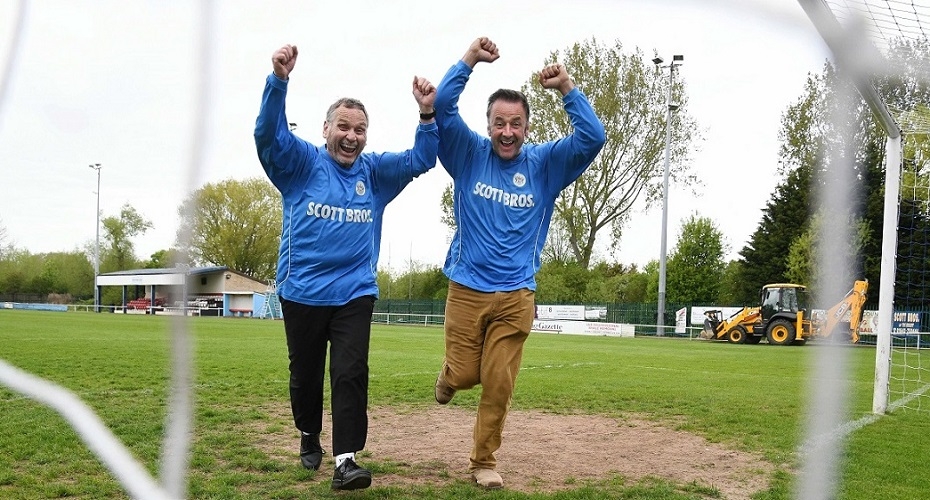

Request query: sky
[{"left": 0, "top": 0, "right": 831, "bottom": 273}]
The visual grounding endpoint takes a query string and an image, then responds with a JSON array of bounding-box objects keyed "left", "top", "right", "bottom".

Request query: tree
[
  {"left": 717, "top": 260, "right": 744, "bottom": 305},
  {"left": 894, "top": 197, "right": 930, "bottom": 309},
  {"left": 0, "top": 217, "right": 10, "bottom": 258},
  {"left": 875, "top": 39, "right": 930, "bottom": 307},
  {"left": 641, "top": 260, "right": 660, "bottom": 304},
  {"left": 736, "top": 64, "right": 850, "bottom": 303},
  {"left": 32, "top": 251, "right": 94, "bottom": 299},
  {"left": 584, "top": 261, "right": 639, "bottom": 303},
  {"left": 0, "top": 248, "right": 93, "bottom": 299},
  {"left": 440, "top": 183, "right": 455, "bottom": 230},
  {"left": 177, "top": 177, "right": 281, "bottom": 280},
  {"left": 390, "top": 262, "right": 449, "bottom": 300},
  {"left": 535, "top": 260, "right": 589, "bottom": 303},
  {"left": 856, "top": 138, "right": 891, "bottom": 294},
  {"left": 100, "top": 203, "right": 153, "bottom": 272},
  {"left": 0, "top": 245, "right": 26, "bottom": 295},
  {"left": 612, "top": 264, "right": 648, "bottom": 303},
  {"left": 736, "top": 166, "right": 812, "bottom": 304},
  {"left": 665, "top": 214, "right": 727, "bottom": 304},
  {"left": 376, "top": 269, "right": 395, "bottom": 299},
  {"left": 144, "top": 248, "right": 186, "bottom": 269},
  {"left": 522, "top": 37, "right": 699, "bottom": 268},
  {"left": 740, "top": 38, "right": 930, "bottom": 307},
  {"left": 539, "top": 217, "right": 577, "bottom": 264},
  {"left": 784, "top": 212, "right": 870, "bottom": 296}
]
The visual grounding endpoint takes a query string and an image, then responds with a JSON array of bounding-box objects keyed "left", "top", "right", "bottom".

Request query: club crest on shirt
[
  {"left": 356, "top": 180, "right": 366, "bottom": 196},
  {"left": 512, "top": 173, "right": 526, "bottom": 188}
]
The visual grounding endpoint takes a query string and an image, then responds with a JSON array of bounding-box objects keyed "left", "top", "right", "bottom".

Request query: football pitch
[{"left": 0, "top": 309, "right": 927, "bottom": 499}]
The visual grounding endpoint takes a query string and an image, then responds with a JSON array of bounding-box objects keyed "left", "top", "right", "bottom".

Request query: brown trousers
[{"left": 440, "top": 281, "right": 536, "bottom": 470}]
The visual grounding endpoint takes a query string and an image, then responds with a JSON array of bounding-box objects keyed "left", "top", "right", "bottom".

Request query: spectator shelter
[{"left": 96, "top": 266, "right": 269, "bottom": 317}]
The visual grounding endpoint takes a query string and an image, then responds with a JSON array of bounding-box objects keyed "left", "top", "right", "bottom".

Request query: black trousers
[{"left": 281, "top": 295, "right": 374, "bottom": 456}]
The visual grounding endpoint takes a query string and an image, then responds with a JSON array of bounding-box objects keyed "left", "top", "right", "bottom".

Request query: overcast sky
[{"left": 0, "top": 0, "right": 830, "bottom": 273}]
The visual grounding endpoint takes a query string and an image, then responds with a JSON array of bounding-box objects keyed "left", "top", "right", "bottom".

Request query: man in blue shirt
[
  {"left": 254, "top": 43, "right": 438, "bottom": 491},
  {"left": 432, "top": 37, "right": 606, "bottom": 489}
]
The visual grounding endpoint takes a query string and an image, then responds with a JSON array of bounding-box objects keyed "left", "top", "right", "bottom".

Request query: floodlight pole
[
  {"left": 89, "top": 163, "right": 101, "bottom": 313},
  {"left": 655, "top": 55, "right": 683, "bottom": 336}
]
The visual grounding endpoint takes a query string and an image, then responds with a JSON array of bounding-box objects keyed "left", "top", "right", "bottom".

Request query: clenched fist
[
  {"left": 272, "top": 44, "right": 298, "bottom": 80},
  {"left": 462, "top": 37, "right": 500, "bottom": 68},
  {"left": 538, "top": 63, "right": 575, "bottom": 96},
  {"left": 412, "top": 75, "right": 436, "bottom": 115}
]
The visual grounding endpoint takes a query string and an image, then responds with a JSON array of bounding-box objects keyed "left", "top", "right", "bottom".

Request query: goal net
[
  {"left": 889, "top": 107, "right": 930, "bottom": 412},
  {"left": 814, "top": 0, "right": 930, "bottom": 414}
]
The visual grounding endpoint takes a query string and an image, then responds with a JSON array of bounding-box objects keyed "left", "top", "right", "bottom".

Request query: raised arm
[
  {"left": 255, "top": 44, "right": 311, "bottom": 195},
  {"left": 434, "top": 37, "right": 500, "bottom": 177},
  {"left": 538, "top": 63, "right": 606, "bottom": 191},
  {"left": 408, "top": 75, "right": 439, "bottom": 176},
  {"left": 371, "top": 76, "right": 439, "bottom": 204}
]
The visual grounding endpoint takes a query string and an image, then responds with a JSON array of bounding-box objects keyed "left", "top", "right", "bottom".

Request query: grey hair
[{"left": 326, "top": 97, "right": 369, "bottom": 123}]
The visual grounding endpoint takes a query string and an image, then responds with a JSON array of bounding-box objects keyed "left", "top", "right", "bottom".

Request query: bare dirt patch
[{"left": 254, "top": 404, "right": 771, "bottom": 499}]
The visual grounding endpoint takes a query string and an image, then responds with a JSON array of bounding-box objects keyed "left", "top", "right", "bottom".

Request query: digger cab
[
  {"left": 758, "top": 283, "right": 809, "bottom": 344},
  {"left": 759, "top": 283, "right": 808, "bottom": 319}
]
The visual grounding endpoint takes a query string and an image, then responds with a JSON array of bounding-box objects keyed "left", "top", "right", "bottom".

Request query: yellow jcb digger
[{"left": 701, "top": 280, "right": 868, "bottom": 345}]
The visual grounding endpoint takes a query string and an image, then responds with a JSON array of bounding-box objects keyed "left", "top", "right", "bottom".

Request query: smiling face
[
  {"left": 322, "top": 102, "right": 368, "bottom": 168},
  {"left": 486, "top": 94, "right": 530, "bottom": 161}
]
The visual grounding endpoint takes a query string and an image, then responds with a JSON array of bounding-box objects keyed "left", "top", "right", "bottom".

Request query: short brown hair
[{"left": 486, "top": 89, "right": 530, "bottom": 120}]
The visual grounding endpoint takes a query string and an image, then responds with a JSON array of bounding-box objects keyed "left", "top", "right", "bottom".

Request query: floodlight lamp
[
  {"left": 669, "top": 103, "right": 680, "bottom": 111},
  {"left": 652, "top": 56, "right": 664, "bottom": 65},
  {"left": 673, "top": 54, "right": 684, "bottom": 62}
]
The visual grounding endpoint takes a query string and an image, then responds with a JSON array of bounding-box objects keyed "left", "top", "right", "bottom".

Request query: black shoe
[
  {"left": 331, "top": 458, "right": 372, "bottom": 490},
  {"left": 299, "top": 433, "right": 324, "bottom": 471}
]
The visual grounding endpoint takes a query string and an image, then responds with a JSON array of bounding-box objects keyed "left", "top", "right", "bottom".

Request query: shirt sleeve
[
  {"left": 254, "top": 73, "right": 315, "bottom": 197},
  {"left": 434, "top": 61, "right": 484, "bottom": 178},
  {"left": 372, "top": 120, "right": 439, "bottom": 205},
  {"left": 542, "top": 88, "right": 607, "bottom": 193}
]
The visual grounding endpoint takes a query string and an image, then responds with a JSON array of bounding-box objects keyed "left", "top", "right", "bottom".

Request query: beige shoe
[
  {"left": 434, "top": 373, "right": 456, "bottom": 404},
  {"left": 471, "top": 468, "right": 503, "bottom": 489}
]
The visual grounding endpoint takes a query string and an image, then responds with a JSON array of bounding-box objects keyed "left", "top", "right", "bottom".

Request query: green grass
[{"left": 0, "top": 310, "right": 927, "bottom": 499}]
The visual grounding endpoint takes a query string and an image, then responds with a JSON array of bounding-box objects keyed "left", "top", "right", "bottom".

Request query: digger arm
[
  {"left": 714, "top": 307, "right": 760, "bottom": 339},
  {"left": 823, "top": 280, "right": 869, "bottom": 343}
]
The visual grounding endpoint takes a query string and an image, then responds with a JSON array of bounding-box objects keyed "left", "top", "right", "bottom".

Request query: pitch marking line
[{"left": 799, "top": 382, "right": 930, "bottom": 458}]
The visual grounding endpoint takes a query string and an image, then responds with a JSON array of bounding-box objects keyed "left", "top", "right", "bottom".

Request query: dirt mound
[{"left": 256, "top": 405, "right": 770, "bottom": 499}]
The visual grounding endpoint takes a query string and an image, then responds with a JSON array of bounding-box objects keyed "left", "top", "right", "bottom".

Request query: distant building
[{"left": 96, "top": 266, "right": 271, "bottom": 317}]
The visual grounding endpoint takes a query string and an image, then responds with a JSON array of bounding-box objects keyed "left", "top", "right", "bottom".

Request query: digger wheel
[
  {"left": 727, "top": 325, "right": 748, "bottom": 344},
  {"left": 767, "top": 319, "right": 796, "bottom": 345},
  {"left": 829, "top": 322, "right": 853, "bottom": 343}
]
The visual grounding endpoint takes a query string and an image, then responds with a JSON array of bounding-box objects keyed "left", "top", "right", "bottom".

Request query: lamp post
[
  {"left": 89, "top": 163, "right": 101, "bottom": 313},
  {"left": 652, "top": 54, "right": 683, "bottom": 336}
]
